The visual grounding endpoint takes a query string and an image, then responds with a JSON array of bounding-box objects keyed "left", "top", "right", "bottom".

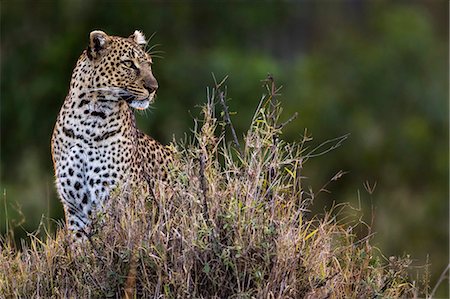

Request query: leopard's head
[{"left": 85, "top": 30, "right": 158, "bottom": 110}]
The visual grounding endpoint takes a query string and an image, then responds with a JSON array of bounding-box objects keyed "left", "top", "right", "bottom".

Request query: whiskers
[
  {"left": 135, "top": 104, "right": 155, "bottom": 118},
  {"left": 145, "top": 39, "right": 165, "bottom": 60}
]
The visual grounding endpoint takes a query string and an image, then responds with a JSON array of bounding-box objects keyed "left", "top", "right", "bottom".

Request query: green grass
[{"left": 0, "top": 78, "right": 423, "bottom": 298}]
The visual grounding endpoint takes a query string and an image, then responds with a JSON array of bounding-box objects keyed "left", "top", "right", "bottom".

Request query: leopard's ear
[
  {"left": 88, "top": 30, "right": 110, "bottom": 60},
  {"left": 129, "top": 30, "right": 146, "bottom": 46}
]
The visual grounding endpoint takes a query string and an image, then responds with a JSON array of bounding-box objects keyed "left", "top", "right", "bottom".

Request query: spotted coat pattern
[{"left": 51, "top": 30, "right": 173, "bottom": 239}]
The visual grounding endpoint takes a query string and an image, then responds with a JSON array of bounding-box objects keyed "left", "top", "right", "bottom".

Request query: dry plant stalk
[{"left": 0, "top": 77, "right": 420, "bottom": 298}]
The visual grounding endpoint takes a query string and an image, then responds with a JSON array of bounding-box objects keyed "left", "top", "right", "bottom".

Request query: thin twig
[
  {"left": 199, "top": 153, "right": 210, "bottom": 222},
  {"left": 212, "top": 73, "right": 241, "bottom": 155},
  {"left": 268, "top": 75, "right": 277, "bottom": 127},
  {"left": 428, "top": 263, "right": 450, "bottom": 299},
  {"left": 315, "top": 170, "right": 349, "bottom": 197},
  {"left": 263, "top": 74, "right": 282, "bottom": 207},
  {"left": 218, "top": 90, "right": 242, "bottom": 155},
  {"left": 304, "top": 133, "right": 350, "bottom": 161},
  {"left": 212, "top": 73, "right": 228, "bottom": 89},
  {"left": 277, "top": 112, "right": 299, "bottom": 130}
]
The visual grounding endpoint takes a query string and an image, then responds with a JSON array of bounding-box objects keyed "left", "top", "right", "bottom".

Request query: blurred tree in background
[{"left": 1, "top": 1, "right": 448, "bottom": 295}]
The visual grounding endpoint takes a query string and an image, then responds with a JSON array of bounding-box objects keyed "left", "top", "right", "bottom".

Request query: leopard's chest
[
  {"left": 52, "top": 103, "right": 139, "bottom": 208},
  {"left": 56, "top": 118, "right": 134, "bottom": 172}
]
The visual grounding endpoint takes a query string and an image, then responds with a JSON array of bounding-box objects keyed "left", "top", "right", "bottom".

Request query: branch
[
  {"left": 276, "top": 112, "right": 299, "bottom": 130},
  {"left": 429, "top": 263, "right": 450, "bottom": 299},
  {"left": 218, "top": 90, "right": 242, "bottom": 155},
  {"left": 304, "top": 133, "right": 350, "bottom": 161},
  {"left": 199, "top": 153, "right": 210, "bottom": 223}
]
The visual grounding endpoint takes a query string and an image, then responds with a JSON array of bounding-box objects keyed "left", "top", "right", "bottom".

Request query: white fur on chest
[{"left": 54, "top": 94, "right": 134, "bottom": 218}]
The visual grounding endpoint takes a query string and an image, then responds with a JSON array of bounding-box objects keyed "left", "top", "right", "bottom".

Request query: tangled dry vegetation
[{"left": 1, "top": 78, "right": 419, "bottom": 298}]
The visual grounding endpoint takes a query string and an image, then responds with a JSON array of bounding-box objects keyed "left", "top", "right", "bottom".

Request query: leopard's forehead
[{"left": 109, "top": 36, "right": 151, "bottom": 62}]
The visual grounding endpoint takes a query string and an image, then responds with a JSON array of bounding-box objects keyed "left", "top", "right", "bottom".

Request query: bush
[{"left": 0, "top": 78, "right": 419, "bottom": 298}]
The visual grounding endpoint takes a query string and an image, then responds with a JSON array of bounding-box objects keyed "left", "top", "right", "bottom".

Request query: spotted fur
[{"left": 51, "top": 30, "right": 173, "bottom": 239}]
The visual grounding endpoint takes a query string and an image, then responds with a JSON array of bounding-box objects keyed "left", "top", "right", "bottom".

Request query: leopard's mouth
[{"left": 123, "top": 91, "right": 156, "bottom": 111}]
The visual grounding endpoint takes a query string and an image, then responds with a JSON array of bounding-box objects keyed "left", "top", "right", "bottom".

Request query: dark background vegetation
[{"left": 1, "top": 0, "right": 448, "bottom": 295}]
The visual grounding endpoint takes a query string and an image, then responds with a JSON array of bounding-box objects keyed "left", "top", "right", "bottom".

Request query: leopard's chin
[{"left": 128, "top": 99, "right": 150, "bottom": 110}]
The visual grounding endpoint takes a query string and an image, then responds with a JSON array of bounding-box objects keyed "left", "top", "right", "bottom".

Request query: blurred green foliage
[{"left": 1, "top": 1, "right": 448, "bottom": 295}]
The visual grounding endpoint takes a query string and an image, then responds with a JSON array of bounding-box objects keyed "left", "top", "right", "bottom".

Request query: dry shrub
[{"left": 0, "top": 77, "right": 419, "bottom": 298}]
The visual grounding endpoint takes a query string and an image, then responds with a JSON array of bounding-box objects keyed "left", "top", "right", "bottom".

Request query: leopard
[{"left": 51, "top": 30, "right": 173, "bottom": 240}]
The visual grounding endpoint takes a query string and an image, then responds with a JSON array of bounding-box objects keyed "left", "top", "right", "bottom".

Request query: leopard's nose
[
  {"left": 144, "top": 73, "right": 158, "bottom": 93},
  {"left": 144, "top": 81, "right": 158, "bottom": 93}
]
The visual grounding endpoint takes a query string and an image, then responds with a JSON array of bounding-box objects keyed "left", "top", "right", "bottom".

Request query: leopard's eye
[{"left": 121, "top": 60, "right": 137, "bottom": 69}]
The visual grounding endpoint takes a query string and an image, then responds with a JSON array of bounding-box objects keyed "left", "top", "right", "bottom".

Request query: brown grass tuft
[{"left": 0, "top": 77, "right": 420, "bottom": 298}]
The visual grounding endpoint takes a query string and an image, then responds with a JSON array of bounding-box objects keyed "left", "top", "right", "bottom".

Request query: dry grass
[{"left": 0, "top": 77, "right": 420, "bottom": 298}]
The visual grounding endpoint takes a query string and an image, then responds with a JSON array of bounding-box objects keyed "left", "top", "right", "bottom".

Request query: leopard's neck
[{"left": 56, "top": 89, "right": 138, "bottom": 146}]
